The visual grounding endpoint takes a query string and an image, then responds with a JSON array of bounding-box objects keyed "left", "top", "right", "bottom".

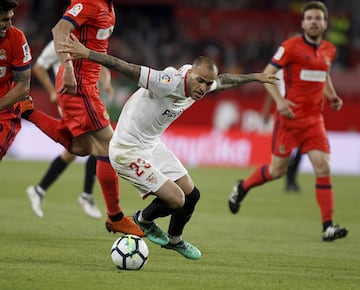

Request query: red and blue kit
[
  {"left": 0, "top": 26, "right": 31, "bottom": 159},
  {"left": 270, "top": 35, "right": 336, "bottom": 156},
  {"left": 56, "top": 0, "right": 115, "bottom": 137}
]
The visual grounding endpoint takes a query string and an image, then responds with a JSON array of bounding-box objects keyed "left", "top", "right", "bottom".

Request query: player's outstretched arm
[
  {"left": 215, "top": 73, "right": 279, "bottom": 91},
  {"left": 58, "top": 33, "right": 141, "bottom": 83}
]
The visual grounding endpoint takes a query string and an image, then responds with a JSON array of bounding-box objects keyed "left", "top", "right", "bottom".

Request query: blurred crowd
[{"left": 13, "top": 0, "right": 359, "bottom": 84}]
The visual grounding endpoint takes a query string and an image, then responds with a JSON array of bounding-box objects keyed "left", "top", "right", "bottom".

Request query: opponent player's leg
[
  {"left": 78, "top": 155, "right": 102, "bottom": 219},
  {"left": 26, "top": 150, "right": 76, "bottom": 218},
  {"left": 86, "top": 127, "right": 144, "bottom": 236},
  {"left": 285, "top": 148, "right": 302, "bottom": 192},
  {"left": 0, "top": 118, "right": 21, "bottom": 161},
  {"left": 229, "top": 154, "right": 289, "bottom": 214},
  {"left": 21, "top": 97, "right": 73, "bottom": 151},
  {"left": 308, "top": 150, "right": 348, "bottom": 241}
]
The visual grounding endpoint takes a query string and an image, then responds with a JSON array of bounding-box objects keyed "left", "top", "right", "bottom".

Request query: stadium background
[{"left": 7, "top": 0, "right": 360, "bottom": 174}]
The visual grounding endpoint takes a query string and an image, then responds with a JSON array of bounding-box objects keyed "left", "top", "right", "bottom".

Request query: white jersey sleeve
[
  {"left": 111, "top": 64, "right": 194, "bottom": 148},
  {"left": 138, "top": 65, "right": 189, "bottom": 99},
  {"left": 36, "top": 40, "right": 60, "bottom": 76}
]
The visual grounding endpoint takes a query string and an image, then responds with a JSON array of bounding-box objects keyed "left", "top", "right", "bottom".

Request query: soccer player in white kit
[{"left": 59, "top": 33, "right": 278, "bottom": 259}]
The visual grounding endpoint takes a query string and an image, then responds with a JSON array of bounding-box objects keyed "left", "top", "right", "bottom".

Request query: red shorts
[
  {"left": 57, "top": 85, "right": 111, "bottom": 138},
  {"left": 272, "top": 117, "right": 330, "bottom": 157},
  {"left": 0, "top": 117, "right": 21, "bottom": 160}
]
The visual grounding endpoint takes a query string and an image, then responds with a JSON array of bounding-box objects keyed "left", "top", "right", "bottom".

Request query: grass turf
[{"left": 0, "top": 160, "right": 359, "bottom": 290}]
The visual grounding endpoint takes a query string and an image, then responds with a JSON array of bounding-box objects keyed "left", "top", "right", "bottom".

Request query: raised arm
[
  {"left": 215, "top": 72, "right": 279, "bottom": 91},
  {"left": 58, "top": 33, "right": 141, "bottom": 83}
]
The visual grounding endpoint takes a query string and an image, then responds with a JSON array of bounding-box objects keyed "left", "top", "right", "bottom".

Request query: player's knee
[
  {"left": 171, "top": 195, "right": 185, "bottom": 209},
  {"left": 269, "top": 167, "right": 285, "bottom": 179},
  {"left": 184, "top": 186, "right": 200, "bottom": 209},
  {"left": 61, "top": 150, "right": 76, "bottom": 162},
  {"left": 314, "top": 163, "right": 330, "bottom": 176}
]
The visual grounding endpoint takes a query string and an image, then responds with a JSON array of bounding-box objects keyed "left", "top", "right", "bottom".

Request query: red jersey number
[{"left": 129, "top": 158, "right": 151, "bottom": 177}]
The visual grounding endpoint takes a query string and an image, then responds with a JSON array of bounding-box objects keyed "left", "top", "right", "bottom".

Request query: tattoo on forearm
[
  {"left": 89, "top": 51, "right": 140, "bottom": 82},
  {"left": 216, "top": 74, "right": 256, "bottom": 90},
  {"left": 13, "top": 70, "right": 31, "bottom": 88}
]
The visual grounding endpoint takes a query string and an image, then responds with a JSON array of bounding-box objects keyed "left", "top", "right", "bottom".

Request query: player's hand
[
  {"left": 60, "top": 66, "right": 77, "bottom": 95},
  {"left": 276, "top": 98, "right": 296, "bottom": 119},
  {"left": 256, "top": 73, "right": 280, "bottom": 85},
  {"left": 330, "top": 96, "right": 343, "bottom": 111},
  {"left": 57, "top": 33, "right": 90, "bottom": 61}
]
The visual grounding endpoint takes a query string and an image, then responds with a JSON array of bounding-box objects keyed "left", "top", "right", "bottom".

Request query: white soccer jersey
[
  {"left": 111, "top": 64, "right": 196, "bottom": 148},
  {"left": 109, "top": 63, "right": 218, "bottom": 195},
  {"left": 36, "top": 40, "right": 60, "bottom": 75}
]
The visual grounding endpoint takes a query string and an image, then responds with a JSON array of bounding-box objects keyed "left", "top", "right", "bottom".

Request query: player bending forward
[{"left": 58, "top": 33, "right": 278, "bottom": 259}]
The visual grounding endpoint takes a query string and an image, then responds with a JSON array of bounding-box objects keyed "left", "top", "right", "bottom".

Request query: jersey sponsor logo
[
  {"left": 68, "top": 3, "right": 83, "bottom": 17},
  {"left": 300, "top": 69, "right": 326, "bottom": 82},
  {"left": 0, "top": 66, "right": 6, "bottom": 78},
  {"left": 273, "top": 46, "right": 285, "bottom": 61},
  {"left": 0, "top": 49, "right": 6, "bottom": 60},
  {"left": 157, "top": 73, "right": 171, "bottom": 84},
  {"left": 162, "top": 108, "right": 184, "bottom": 119},
  {"left": 22, "top": 42, "right": 32, "bottom": 63},
  {"left": 96, "top": 26, "right": 114, "bottom": 40}
]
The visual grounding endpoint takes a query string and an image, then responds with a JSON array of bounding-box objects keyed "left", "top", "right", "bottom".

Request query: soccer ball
[{"left": 110, "top": 234, "right": 149, "bottom": 270}]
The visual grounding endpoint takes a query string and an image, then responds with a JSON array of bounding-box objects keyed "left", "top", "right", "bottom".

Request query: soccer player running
[
  {"left": 261, "top": 69, "right": 303, "bottom": 192},
  {"left": 26, "top": 40, "right": 114, "bottom": 219},
  {"left": 58, "top": 32, "right": 278, "bottom": 259},
  {"left": 20, "top": 0, "right": 143, "bottom": 236},
  {"left": 0, "top": 0, "right": 31, "bottom": 161},
  {"left": 228, "top": 1, "right": 348, "bottom": 242}
]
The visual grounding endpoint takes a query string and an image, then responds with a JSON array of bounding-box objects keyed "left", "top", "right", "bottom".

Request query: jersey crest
[{"left": 0, "top": 49, "right": 6, "bottom": 60}]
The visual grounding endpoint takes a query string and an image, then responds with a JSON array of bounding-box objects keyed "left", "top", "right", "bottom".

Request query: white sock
[
  {"left": 169, "top": 235, "right": 182, "bottom": 245},
  {"left": 35, "top": 186, "right": 45, "bottom": 196},
  {"left": 138, "top": 211, "right": 152, "bottom": 224}
]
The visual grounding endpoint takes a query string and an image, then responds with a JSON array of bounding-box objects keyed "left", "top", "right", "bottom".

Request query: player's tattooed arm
[
  {"left": 13, "top": 69, "right": 31, "bottom": 89},
  {"left": 58, "top": 33, "right": 140, "bottom": 82},
  {"left": 215, "top": 73, "right": 279, "bottom": 90},
  {"left": 88, "top": 51, "right": 140, "bottom": 83},
  {"left": 0, "top": 69, "right": 30, "bottom": 110}
]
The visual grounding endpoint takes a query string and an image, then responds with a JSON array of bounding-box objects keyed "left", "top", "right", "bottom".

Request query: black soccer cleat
[
  {"left": 322, "top": 225, "right": 348, "bottom": 242},
  {"left": 285, "top": 182, "right": 301, "bottom": 193},
  {"left": 228, "top": 180, "right": 247, "bottom": 214}
]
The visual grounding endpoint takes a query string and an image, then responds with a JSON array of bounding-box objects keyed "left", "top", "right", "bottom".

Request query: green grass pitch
[{"left": 1, "top": 160, "right": 359, "bottom": 290}]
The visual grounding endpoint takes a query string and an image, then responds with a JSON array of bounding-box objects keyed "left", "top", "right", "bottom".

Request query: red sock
[
  {"left": 96, "top": 157, "right": 122, "bottom": 216},
  {"left": 243, "top": 165, "right": 272, "bottom": 191},
  {"left": 28, "top": 109, "right": 73, "bottom": 151},
  {"left": 315, "top": 176, "right": 334, "bottom": 223}
]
